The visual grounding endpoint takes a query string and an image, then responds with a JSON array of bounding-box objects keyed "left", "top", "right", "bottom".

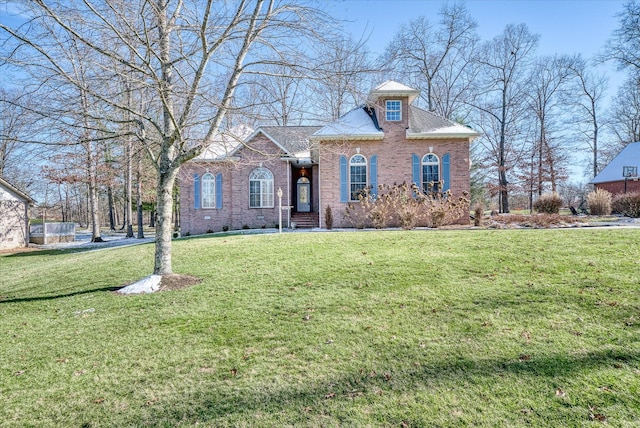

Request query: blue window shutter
[
  {"left": 193, "top": 174, "right": 201, "bottom": 209},
  {"left": 340, "top": 155, "right": 348, "bottom": 202},
  {"left": 412, "top": 154, "right": 420, "bottom": 186},
  {"left": 370, "top": 155, "right": 378, "bottom": 197},
  {"left": 215, "top": 173, "right": 223, "bottom": 209},
  {"left": 442, "top": 153, "right": 451, "bottom": 192}
]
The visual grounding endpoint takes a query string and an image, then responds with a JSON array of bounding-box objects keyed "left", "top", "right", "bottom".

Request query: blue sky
[
  {"left": 331, "top": 0, "right": 626, "bottom": 91},
  {"left": 330, "top": 0, "right": 628, "bottom": 180},
  {"left": 332, "top": 0, "right": 624, "bottom": 58}
]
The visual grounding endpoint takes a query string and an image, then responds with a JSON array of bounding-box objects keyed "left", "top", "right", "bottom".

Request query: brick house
[
  {"left": 0, "top": 176, "right": 35, "bottom": 250},
  {"left": 591, "top": 142, "right": 640, "bottom": 195},
  {"left": 179, "top": 81, "right": 479, "bottom": 234}
]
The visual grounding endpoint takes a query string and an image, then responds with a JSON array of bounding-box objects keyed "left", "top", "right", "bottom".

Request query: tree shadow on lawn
[
  {"left": 3, "top": 248, "right": 100, "bottom": 258},
  {"left": 0, "top": 286, "right": 122, "bottom": 304},
  {"left": 134, "top": 347, "right": 639, "bottom": 426}
]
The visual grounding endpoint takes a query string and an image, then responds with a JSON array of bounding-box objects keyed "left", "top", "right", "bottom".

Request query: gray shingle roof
[
  {"left": 591, "top": 142, "right": 640, "bottom": 184},
  {"left": 407, "top": 106, "right": 479, "bottom": 138},
  {"left": 258, "top": 126, "right": 322, "bottom": 155}
]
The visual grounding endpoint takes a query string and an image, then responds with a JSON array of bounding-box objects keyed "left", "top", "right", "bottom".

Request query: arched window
[
  {"left": 422, "top": 154, "right": 440, "bottom": 193},
  {"left": 249, "top": 167, "right": 274, "bottom": 208},
  {"left": 201, "top": 173, "right": 215, "bottom": 208},
  {"left": 350, "top": 154, "right": 367, "bottom": 201}
]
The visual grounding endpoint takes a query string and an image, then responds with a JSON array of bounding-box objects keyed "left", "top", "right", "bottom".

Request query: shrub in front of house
[
  {"left": 533, "top": 192, "right": 563, "bottom": 214},
  {"left": 611, "top": 191, "right": 640, "bottom": 218},
  {"left": 345, "top": 183, "right": 469, "bottom": 229},
  {"left": 587, "top": 188, "right": 612, "bottom": 215},
  {"left": 414, "top": 184, "right": 470, "bottom": 228},
  {"left": 324, "top": 205, "right": 333, "bottom": 229},
  {"left": 345, "top": 197, "right": 371, "bottom": 229}
]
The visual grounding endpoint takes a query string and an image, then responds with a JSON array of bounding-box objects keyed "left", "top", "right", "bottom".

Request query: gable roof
[
  {"left": 591, "top": 142, "right": 640, "bottom": 184},
  {"left": 314, "top": 80, "right": 479, "bottom": 141},
  {"left": 251, "top": 126, "right": 322, "bottom": 157},
  {"left": 194, "top": 124, "right": 254, "bottom": 161},
  {"left": 312, "top": 107, "right": 385, "bottom": 141},
  {"left": 0, "top": 176, "right": 35, "bottom": 204},
  {"left": 193, "top": 125, "right": 321, "bottom": 161},
  {"left": 312, "top": 105, "right": 479, "bottom": 141},
  {"left": 368, "top": 80, "right": 420, "bottom": 104},
  {"left": 407, "top": 106, "right": 480, "bottom": 139}
]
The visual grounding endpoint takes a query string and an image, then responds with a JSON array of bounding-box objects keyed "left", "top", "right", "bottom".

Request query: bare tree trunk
[
  {"left": 499, "top": 89, "right": 509, "bottom": 213},
  {"left": 124, "top": 136, "right": 134, "bottom": 237},
  {"left": 107, "top": 186, "right": 116, "bottom": 231},
  {"left": 154, "top": 166, "right": 178, "bottom": 275},
  {"left": 86, "top": 140, "right": 103, "bottom": 242},
  {"left": 136, "top": 154, "right": 144, "bottom": 239}
]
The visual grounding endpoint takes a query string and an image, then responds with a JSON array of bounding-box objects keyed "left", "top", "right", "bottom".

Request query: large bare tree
[
  {"left": 471, "top": 23, "right": 539, "bottom": 213},
  {"left": 525, "top": 55, "right": 574, "bottom": 198},
  {"left": 603, "top": 0, "right": 640, "bottom": 74},
  {"left": 382, "top": 2, "right": 478, "bottom": 119},
  {"left": 1, "top": 0, "right": 335, "bottom": 277},
  {"left": 609, "top": 75, "right": 640, "bottom": 145},
  {"left": 567, "top": 57, "right": 608, "bottom": 179}
]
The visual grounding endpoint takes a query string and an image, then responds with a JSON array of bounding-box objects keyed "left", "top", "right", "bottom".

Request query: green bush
[
  {"left": 533, "top": 192, "right": 563, "bottom": 214},
  {"left": 586, "top": 188, "right": 612, "bottom": 216},
  {"left": 612, "top": 192, "right": 640, "bottom": 218}
]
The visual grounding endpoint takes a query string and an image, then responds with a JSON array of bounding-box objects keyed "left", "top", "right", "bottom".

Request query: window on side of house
[
  {"left": 249, "top": 167, "right": 274, "bottom": 208},
  {"left": 350, "top": 154, "right": 367, "bottom": 201},
  {"left": 422, "top": 153, "right": 440, "bottom": 193},
  {"left": 201, "top": 173, "right": 216, "bottom": 208},
  {"left": 385, "top": 100, "right": 401, "bottom": 121}
]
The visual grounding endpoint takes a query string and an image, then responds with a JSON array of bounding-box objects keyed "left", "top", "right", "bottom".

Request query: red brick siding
[
  {"left": 318, "top": 120, "right": 471, "bottom": 228},
  {"left": 595, "top": 180, "right": 640, "bottom": 196},
  {"left": 179, "top": 135, "right": 290, "bottom": 234}
]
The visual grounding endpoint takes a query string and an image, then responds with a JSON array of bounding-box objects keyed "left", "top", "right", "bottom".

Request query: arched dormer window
[
  {"left": 249, "top": 167, "right": 274, "bottom": 208},
  {"left": 422, "top": 153, "right": 440, "bottom": 193},
  {"left": 349, "top": 154, "right": 367, "bottom": 201}
]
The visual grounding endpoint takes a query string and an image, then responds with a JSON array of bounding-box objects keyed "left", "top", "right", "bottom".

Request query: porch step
[{"left": 291, "top": 212, "right": 319, "bottom": 229}]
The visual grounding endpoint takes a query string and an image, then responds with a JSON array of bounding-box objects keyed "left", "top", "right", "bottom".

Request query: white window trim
[
  {"left": 421, "top": 153, "right": 440, "bottom": 193},
  {"left": 386, "top": 100, "right": 402, "bottom": 122},
  {"left": 249, "top": 167, "right": 274, "bottom": 208},
  {"left": 349, "top": 154, "right": 368, "bottom": 201},
  {"left": 201, "top": 173, "right": 216, "bottom": 209}
]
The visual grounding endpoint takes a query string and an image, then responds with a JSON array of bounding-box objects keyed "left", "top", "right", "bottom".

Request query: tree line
[{"left": 1, "top": 0, "right": 640, "bottom": 276}]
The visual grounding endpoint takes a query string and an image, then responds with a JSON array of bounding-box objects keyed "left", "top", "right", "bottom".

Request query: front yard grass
[{"left": 1, "top": 229, "right": 639, "bottom": 426}]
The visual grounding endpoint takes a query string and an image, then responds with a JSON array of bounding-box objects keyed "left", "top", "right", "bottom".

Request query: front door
[{"left": 297, "top": 177, "right": 311, "bottom": 212}]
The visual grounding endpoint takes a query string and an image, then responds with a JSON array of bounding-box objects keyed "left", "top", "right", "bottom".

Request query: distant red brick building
[{"left": 179, "top": 81, "right": 479, "bottom": 234}]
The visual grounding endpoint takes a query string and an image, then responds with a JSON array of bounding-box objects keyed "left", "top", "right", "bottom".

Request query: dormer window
[{"left": 385, "top": 100, "right": 401, "bottom": 121}]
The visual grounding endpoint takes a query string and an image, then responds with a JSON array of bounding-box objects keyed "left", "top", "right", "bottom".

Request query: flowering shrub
[{"left": 612, "top": 192, "right": 640, "bottom": 218}]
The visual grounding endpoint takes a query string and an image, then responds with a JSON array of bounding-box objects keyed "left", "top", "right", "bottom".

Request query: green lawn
[{"left": 1, "top": 229, "right": 639, "bottom": 427}]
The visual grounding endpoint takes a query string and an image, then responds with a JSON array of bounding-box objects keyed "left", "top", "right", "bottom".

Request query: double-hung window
[
  {"left": 249, "top": 167, "right": 274, "bottom": 208},
  {"left": 386, "top": 100, "right": 401, "bottom": 121}
]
